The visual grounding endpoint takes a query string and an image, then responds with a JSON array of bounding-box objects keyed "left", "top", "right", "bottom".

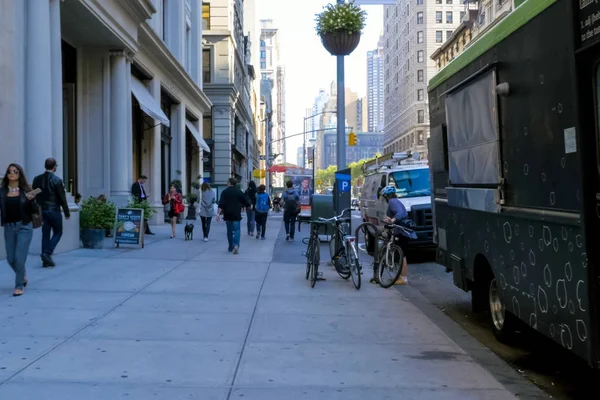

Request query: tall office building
[
  {"left": 367, "top": 34, "right": 384, "bottom": 132},
  {"left": 383, "top": 0, "right": 464, "bottom": 158},
  {"left": 260, "top": 20, "right": 286, "bottom": 165}
]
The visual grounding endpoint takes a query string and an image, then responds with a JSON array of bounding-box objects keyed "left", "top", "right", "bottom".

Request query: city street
[{"left": 0, "top": 214, "right": 546, "bottom": 399}]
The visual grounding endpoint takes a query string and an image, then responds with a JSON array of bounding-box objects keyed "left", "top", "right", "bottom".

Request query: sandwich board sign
[{"left": 114, "top": 208, "right": 145, "bottom": 248}]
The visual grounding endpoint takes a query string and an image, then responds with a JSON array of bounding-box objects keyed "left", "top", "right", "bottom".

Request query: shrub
[{"left": 80, "top": 196, "right": 116, "bottom": 230}]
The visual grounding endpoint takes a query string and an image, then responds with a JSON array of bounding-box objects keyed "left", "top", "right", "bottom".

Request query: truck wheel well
[
  {"left": 473, "top": 253, "right": 493, "bottom": 284},
  {"left": 471, "top": 254, "right": 493, "bottom": 313}
]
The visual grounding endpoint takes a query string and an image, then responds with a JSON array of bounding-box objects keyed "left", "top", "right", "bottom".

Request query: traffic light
[{"left": 348, "top": 131, "right": 358, "bottom": 146}]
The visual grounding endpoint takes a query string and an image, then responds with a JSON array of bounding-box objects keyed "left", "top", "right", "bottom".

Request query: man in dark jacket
[
  {"left": 282, "top": 180, "right": 300, "bottom": 241},
  {"left": 32, "top": 158, "right": 70, "bottom": 267},
  {"left": 216, "top": 177, "right": 250, "bottom": 254},
  {"left": 131, "top": 175, "right": 154, "bottom": 235}
]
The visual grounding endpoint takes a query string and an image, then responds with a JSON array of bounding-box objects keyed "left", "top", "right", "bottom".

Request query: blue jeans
[
  {"left": 225, "top": 220, "right": 241, "bottom": 250},
  {"left": 246, "top": 209, "right": 255, "bottom": 234},
  {"left": 42, "top": 210, "right": 63, "bottom": 256},
  {"left": 4, "top": 222, "right": 33, "bottom": 289}
]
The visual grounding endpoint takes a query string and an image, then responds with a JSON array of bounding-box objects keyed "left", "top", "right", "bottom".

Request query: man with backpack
[
  {"left": 254, "top": 184, "right": 271, "bottom": 240},
  {"left": 282, "top": 180, "right": 300, "bottom": 241}
]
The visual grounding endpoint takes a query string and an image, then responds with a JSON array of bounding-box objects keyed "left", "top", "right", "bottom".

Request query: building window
[
  {"left": 260, "top": 40, "right": 265, "bottom": 47},
  {"left": 436, "top": 11, "right": 442, "bottom": 23},
  {"left": 417, "top": 31, "right": 424, "bottom": 43},
  {"left": 185, "top": 24, "right": 192, "bottom": 72},
  {"left": 202, "top": 49, "right": 211, "bottom": 83},
  {"left": 417, "top": 89, "right": 424, "bottom": 101},
  {"left": 202, "top": 3, "right": 210, "bottom": 30},
  {"left": 261, "top": 73, "right": 267, "bottom": 79},
  {"left": 260, "top": 50, "right": 266, "bottom": 58},
  {"left": 203, "top": 116, "right": 212, "bottom": 139},
  {"left": 162, "top": 0, "right": 167, "bottom": 40},
  {"left": 260, "top": 61, "right": 266, "bottom": 69},
  {"left": 417, "top": 12, "right": 423, "bottom": 24},
  {"left": 418, "top": 69, "right": 424, "bottom": 82},
  {"left": 417, "top": 0, "right": 423, "bottom": 4},
  {"left": 418, "top": 110, "right": 425, "bottom": 123},
  {"left": 447, "top": 30, "right": 453, "bottom": 41},
  {"left": 446, "top": 11, "right": 453, "bottom": 24},
  {"left": 436, "top": 31, "right": 443, "bottom": 43},
  {"left": 417, "top": 130, "right": 424, "bottom": 145},
  {"left": 436, "top": 0, "right": 442, "bottom": 3},
  {"left": 417, "top": 50, "right": 424, "bottom": 63}
]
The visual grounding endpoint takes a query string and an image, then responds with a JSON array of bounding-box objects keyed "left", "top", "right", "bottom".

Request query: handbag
[
  {"left": 31, "top": 212, "right": 43, "bottom": 229},
  {"left": 175, "top": 202, "right": 185, "bottom": 214}
]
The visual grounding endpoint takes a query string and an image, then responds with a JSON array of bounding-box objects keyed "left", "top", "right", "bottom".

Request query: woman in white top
[{"left": 199, "top": 182, "right": 216, "bottom": 242}]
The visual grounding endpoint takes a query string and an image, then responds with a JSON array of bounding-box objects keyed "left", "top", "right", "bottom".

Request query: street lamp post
[{"left": 336, "top": 0, "right": 346, "bottom": 172}]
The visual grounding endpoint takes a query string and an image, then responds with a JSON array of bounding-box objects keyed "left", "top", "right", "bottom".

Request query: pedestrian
[
  {"left": 131, "top": 174, "right": 154, "bottom": 235},
  {"left": 254, "top": 184, "right": 271, "bottom": 240},
  {"left": 282, "top": 180, "right": 300, "bottom": 241},
  {"left": 199, "top": 182, "right": 216, "bottom": 242},
  {"left": 0, "top": 163, "right": 40, "bottom": 296},
  {"left": 163, "top": 185, "right": 183, "bottom": 239},
  {"left": 244, "top": 180, "right": 257, "bottom": 236},
  {"left": 32, "top": 158, "right": 70, "bottom": 268},
  {"left": 216, "top": 177, "right": 251, "bottom": 254}
]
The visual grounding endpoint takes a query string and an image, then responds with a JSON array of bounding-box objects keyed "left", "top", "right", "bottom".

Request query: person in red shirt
[{"left": 163, "top": 185, "right": 183, "bottom": 238}]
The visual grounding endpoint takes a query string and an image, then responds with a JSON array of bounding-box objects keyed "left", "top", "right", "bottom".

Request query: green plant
[
  {"left": 127, "top": 198, "right": 157, "bottom": 220},
  {"left": 191, "top": 182, "right": 201, "bottom": 190},
  {"left": 80, "top": 196, "right": 116, "bottom": 230},
  {"left": 315, "top": 1, "right": 367, "bottom": 36},
  {"left": 170, "top": 179, "right": 182, "bottom": 190},
  {"left": 187, "top": 193, "right": 199, "bottom": 205}
]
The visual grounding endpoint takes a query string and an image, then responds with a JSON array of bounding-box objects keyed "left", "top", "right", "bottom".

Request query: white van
[{"left": 360, "top": 152, "right": 434, "bottom": 248}]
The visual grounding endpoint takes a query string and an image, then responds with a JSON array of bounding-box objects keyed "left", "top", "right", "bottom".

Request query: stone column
[
  {"left": 171, "top": 103, "right": 187, "bottom": 195},
  {"left": 166, "top": 0, "right": 184, "bottom": 63},
  {"left": 50, "top": 0, "right": 64, "bottom": 181},
  {"left": 109, "top": 50, "right": 133, "bottom": 205},
  {"left": 25, "top": 0, "right": 53, "bottom": 177},
  {"left": 150, "top": 77, "right": 164, "bottom": 224},
  {"left": 190, "top": 0, "right": 201, "bottom": 85}
]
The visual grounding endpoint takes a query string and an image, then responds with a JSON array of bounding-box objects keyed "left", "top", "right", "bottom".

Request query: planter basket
[
  {"left": 81, "top": 228, "right": 105, "bottom": 249},
  {"left": 320, "top": 31, "right": 361, "bottom": 56}
]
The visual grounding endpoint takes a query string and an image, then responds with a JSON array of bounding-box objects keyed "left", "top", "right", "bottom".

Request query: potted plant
[
  {"left": 80, "top": 196, "right": 116, "bottom": 249},
  {"left": 315, "top": 1, "right": 367, "bottom": 56},
  {"left": 186, "top": 193, "right": 199, "bottom": 220},
  {"left": 126, "top": 198, "right": 157, "bottom": 224}
]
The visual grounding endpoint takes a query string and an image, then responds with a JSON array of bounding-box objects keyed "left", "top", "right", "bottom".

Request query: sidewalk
[{"left": 0, "top": 216, "right": 536, "bottom": 399}]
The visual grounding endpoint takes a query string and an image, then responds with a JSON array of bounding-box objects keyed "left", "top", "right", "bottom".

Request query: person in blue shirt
[{"left": 380, "top": 185, "right": 409, "bottom": 285}]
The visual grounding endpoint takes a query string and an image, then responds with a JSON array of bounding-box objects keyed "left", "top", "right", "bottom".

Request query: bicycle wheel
[
  {"left": 377, "top": 244, "right": 404, "bottom": 288},
  {"left": 305, "top": 237, "right": 312, "bottom": 280},
  {"left": 310, "top": 239, "right": 320, "bottom": 288},
  {"left": 334, "top": 247, "right": 351, "bottom": 280},
  {"left": 347, "top": 242, "right": 361, "bottom": 290}
]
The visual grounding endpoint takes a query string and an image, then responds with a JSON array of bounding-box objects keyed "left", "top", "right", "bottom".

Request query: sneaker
[
  {"left": 394, "top": 277, "right": 408, "bottom": 285},
  {"left": 204, "top": 237, "right": 208, "bottom": 242},
  {"left": 256, "top": 234, "right": 260, "bottom": 240},
  {"left": 290, "top": 237, "right": 295, "bottom": 241},
  {"left": 261, "top": 236, "right": 266, "bottom": 240},
  {"left": 286, "top": 235, "right": 290, "bottom": 241},
  {"left": 233, "top": 246, "right": 239, "bottom": 254}
]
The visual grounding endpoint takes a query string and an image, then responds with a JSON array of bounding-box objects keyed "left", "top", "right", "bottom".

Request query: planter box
[{"left": 80, "top": 228, "right": 105, "bottom": 249}]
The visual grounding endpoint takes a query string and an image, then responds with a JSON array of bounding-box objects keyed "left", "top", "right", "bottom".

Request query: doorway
[{"left": 62, "top": 40, "right": 77, "bottom": 195}]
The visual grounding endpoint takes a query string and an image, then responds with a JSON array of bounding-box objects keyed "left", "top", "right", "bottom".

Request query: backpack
[
  {"left": 283, "top": 190, "right": 300, "bottom": 214},
  {"left": 256, "top": 193, "right": 269, "bottom": 213}
]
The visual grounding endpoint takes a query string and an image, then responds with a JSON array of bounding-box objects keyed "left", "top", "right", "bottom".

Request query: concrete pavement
[{"left": 0, "top": 215, "right": 539, "bottom": 399}]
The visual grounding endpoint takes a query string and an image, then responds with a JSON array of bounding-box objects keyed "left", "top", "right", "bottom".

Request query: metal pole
[
  {"left": 336, "top": 3, "right": 346, "bottom": 172},
  {"left": 303, "top": 117, "right": 307, "bottom": 169},
  {"left": 265, "top": 116, "right": 270, "bottom": 195}
]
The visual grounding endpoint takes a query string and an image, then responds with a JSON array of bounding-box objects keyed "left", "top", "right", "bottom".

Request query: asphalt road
[{"left": 347, "top": 210, "right": 600, "bottom": 400}]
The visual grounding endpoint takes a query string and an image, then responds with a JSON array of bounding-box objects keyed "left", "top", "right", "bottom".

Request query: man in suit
[
  {"left": 131, "top": 175, "right": 154, "bottom": 235},
  {"left": 32, "top": 158, "right": 71, "bottom": 267}
]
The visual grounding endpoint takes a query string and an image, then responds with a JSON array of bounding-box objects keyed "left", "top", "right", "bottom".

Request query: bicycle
[
  {"left": 375, "top": 223, "right": 415, "bottom": 288},
  {"left": 319, "top": 209, "right": 361, "bottom": 290},
  {"left": 303, "top": 219, "right": 328, "bottom": 288}
]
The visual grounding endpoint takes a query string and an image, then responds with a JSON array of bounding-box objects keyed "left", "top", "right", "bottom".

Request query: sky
[{"left": 257, "top": 0, "right": 384, "bottom": 163}]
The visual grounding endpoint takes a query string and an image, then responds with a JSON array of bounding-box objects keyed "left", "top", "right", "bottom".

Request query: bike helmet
[{"left": 380, "top": 185, "right": 397, "bottom": 197}]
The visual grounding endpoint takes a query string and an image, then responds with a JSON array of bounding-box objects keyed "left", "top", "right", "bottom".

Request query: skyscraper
[
  {"left": 383, "top": 0, "right": 464, "bottom": 158},
  {"left": 367, "top": 34, "right": 384, "bottom": 132}
]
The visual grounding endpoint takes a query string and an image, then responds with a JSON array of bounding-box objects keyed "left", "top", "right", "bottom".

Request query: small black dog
[{"left": 184, "top": 222, "right": 194, "bottom": 241}]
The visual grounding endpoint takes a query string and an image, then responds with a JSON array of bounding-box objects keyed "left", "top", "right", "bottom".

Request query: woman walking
[
  {"left": 254, "top": 184, "right": 271, "bottom": 240},
  {"left": 244, "top": 181, "right": 257, "bottom": 236},
  {"left": 0, "top": 163, "right": 40, "bottom": 296},
  {"left": 199, "top": 182, "right": 216, "bottom": 242},
  {"left": 163, "top": 185, "right": 183, "bottom": 238}
]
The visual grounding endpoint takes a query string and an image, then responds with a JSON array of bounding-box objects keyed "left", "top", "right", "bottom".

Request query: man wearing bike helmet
[{"left": 380, "top": 185, "right": 409, "bottom": 285}]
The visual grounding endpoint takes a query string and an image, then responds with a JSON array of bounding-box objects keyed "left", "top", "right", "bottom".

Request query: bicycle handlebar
[{"left": 318, "top": 208, "right": 352, "bottom": 223}]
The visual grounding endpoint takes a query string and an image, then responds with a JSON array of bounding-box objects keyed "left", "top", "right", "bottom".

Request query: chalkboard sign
[
  {"left": 114, "top": 208, "right": 145, "bottom": 248},
  {"left": 578, "top": 0, "right": 600, "bottom": 48}
]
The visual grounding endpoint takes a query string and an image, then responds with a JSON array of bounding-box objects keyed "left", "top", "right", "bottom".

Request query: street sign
[{"left": 336, "top": 173, "right": 351, "bottom": 193}]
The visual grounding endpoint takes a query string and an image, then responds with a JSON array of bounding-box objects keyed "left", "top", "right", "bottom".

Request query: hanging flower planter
[{"left": 315, "top": 1, "right": 367, "bottom": 57}]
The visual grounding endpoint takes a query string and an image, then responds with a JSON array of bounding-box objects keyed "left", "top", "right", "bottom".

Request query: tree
[{"left": 314, "top": 152, "right": 381, "bottom": 195}]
